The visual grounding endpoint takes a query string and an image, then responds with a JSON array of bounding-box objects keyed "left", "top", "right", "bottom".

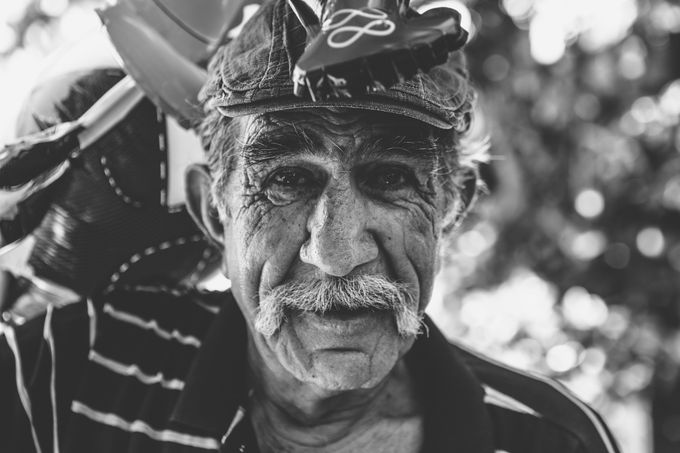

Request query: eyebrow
[
  {"left": 241, "top": 125, "right": 438, "bottom": 168},
  {"left": 357, "top": 136, "right": 438, "bottom": 167},
  {"left": 241, "top": 127, "right": 318, "bottom": 167}
]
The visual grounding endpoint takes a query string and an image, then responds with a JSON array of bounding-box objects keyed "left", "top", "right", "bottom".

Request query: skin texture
[{"left": 188, "top": 108, "right": 450, "bottom": 452}]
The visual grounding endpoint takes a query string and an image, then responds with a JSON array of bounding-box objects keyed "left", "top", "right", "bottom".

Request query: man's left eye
[{"left": 363, "top": 166, "right": 416, "bottom": 192}]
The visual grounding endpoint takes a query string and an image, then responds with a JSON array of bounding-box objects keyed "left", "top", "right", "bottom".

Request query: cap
[{"left": 201, "top": 0, "right": 474, "bottom": 130}]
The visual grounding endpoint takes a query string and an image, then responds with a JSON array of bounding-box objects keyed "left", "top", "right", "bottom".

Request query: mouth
[
  {"left": 319, "top": 306, "right": 378, "bottom": 319},
  {"left": 292, "top": 307, "right": 389, "bottom": 337}
]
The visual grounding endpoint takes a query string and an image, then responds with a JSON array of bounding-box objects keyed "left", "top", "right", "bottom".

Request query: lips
[
  {"left": 290, "top": 308, "right": 391, "bottom": 349},
  {"left": 303, "top": 308, "right": 377, "bottom": 330}
]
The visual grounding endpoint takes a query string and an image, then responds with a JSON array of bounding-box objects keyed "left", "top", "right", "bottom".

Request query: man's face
[{"left": 215, "top": 108, "right": 447, "bottom": 391}]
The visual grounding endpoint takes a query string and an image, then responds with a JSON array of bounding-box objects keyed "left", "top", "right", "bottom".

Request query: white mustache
[{"left": 254, "top": 275, "right": 423, "bottom": 338}]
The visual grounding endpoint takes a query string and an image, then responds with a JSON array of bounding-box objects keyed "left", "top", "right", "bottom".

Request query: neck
[{"left": 247, "top": 338, "right": 422, "bottom": 452}]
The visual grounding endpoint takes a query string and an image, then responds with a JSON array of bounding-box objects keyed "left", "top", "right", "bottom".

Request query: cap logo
[{"left": 323, "top": 8, "right": 395, "bottom": 49}]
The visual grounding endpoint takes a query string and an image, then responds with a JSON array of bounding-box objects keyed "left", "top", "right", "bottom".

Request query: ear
[{"left": 185, "top": 164, "right": 225, "bottom": 248}]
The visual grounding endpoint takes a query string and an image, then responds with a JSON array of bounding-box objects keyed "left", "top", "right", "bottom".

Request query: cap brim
[{"left": 216, "top": 95, "right": 454, "bottom": 130}]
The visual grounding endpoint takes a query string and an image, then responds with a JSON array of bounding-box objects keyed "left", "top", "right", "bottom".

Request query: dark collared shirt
[{"left": 0, "top": 286, "right": 620, "bottom": 453}]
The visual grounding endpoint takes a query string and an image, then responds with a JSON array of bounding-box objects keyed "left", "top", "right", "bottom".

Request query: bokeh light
[
  {"left": 662, "top": 176, "right": 680, "bottom": 211},
  {"left": 0, "top": 1, "right": 33, "bottom": 24},
  {"left": 482, "top": 54, "right": 511, "bottom": 82},
  {"left": 659, "top": 80, "right": 680, "bottom": 118},
  {"left": 562, "top": 286, "right": 609, "bottom": 330},
  {"left": 631, "top": 96, "right": 660, "bottom": 124},
  {"left": 57, "top": 5, "right": 101, "bottom": 41},
  {"left": 569, "top": 230, "right": 607, "bottom": 261},
  {"left": 503, "top": 0, "right": 639, "bottom": 64},
  {"left": 649, "top": 2, "right": 680, "bottom": 33},
  {"left": 456, "top": 223, "right": 497, "bottom": 258},
  {"left": 0, "top": 24, "right": 17, "bottom": 54},
  {"left": 573, "top": 93, "right": 601, "bottom": 121},
  {"left": 574, "top": 189, "right": 605, "bottom": 218},
  {"left": 636, "top": 227, "right": 665, "bottom": 258},
  {"left": 604, "top": 242, "right": 631, "bottom": 269},
  {"left": 617, "top": 36, "right": 646, "bottom": 80},
  {"left": 40, "top": 0, "right": 69, "bottom": 17},
  {"left": 501, "top": 0, "right": 533, "bottom": 23},
  {"left": 581, "top": 347, "right": 608, "bottom": 375},
  {"left": 546, "top": 342, "right": 583, "bottom": 374},
  {"left": 528, "top": 11, "right": 565, "bottom": 65}
]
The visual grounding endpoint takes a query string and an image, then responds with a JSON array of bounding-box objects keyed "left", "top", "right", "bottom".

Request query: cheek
[
  {"left": 404, "top": 202, "right": 441, "bottom": 260},
  {"left": 406, "top": 208, "right": 440, "bottom": 298},
  {"left": 227, "top": 200, "right": 311, "bottom": 309},
  {"left": 375, "top": 202, "right": 440, "bottom": 308}
]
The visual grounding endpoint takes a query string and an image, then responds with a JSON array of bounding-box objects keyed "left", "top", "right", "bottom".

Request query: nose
[{"left": 299, "top": 184, "right": 379, "bottom": 277}]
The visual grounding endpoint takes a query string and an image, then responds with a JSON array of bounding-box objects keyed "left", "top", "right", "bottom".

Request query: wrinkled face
[{"left": 214, "top": 109, "right": 447, "bottom": 391}]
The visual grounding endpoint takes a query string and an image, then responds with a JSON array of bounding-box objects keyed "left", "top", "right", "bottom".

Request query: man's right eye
[
  {"left": 264, "top": 167, "right": 318, "bottom": 203},
  {"left": 268, "top": 167, "right": 312, "bottom": 187}
]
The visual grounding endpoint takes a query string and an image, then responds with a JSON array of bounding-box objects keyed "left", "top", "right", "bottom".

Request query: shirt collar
[
  {"left": 407, "top": 316, "right": 496, "bottom": 453},
  {"left": 172, "top": 296, "right": 494, "bottom": 452}
]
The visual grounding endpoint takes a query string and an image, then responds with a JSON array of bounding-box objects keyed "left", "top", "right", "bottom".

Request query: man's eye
[
  {"left": 364, "top": 166, "right": 416, "bottom": 192},
  {"left": 269, "top": 168, "right": 312, "bottom": 187},
  {"left": 264, "top": 167, "right": 318, "bottom": 203}
]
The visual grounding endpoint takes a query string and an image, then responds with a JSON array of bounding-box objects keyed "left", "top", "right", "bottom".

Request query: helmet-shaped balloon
[{"left": 98, "top": 0, "right": 257, "bottom": 125}]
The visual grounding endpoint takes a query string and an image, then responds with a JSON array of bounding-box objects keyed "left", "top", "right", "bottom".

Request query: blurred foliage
[{"left": 432, "top": 0, "right": 680, "bottom": 451}]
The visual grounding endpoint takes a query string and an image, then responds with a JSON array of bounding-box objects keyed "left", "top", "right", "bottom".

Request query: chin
[
  {"left": 273, "top": 325, "right": 406, "bottom": 392},
  {"left": 304, "top": 349, "right": 397, "bottom": 391}
]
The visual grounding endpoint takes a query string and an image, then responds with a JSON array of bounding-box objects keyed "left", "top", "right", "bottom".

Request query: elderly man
[{"left": 0, "top": 0, "right": 620, "bottom": 452}]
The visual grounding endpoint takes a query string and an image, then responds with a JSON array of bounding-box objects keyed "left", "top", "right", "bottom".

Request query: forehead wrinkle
[
  {"left": 239, "top": 112, "right": 439, "bottom": 169},
  {"left": 241, "top": 122, "right": 357, "bottom": 168},
  {"left": 241, "top": 122, "right": 320, "bottom": 167},
  {"left": 357, "top": 135, "right": 438, "bottom": 170}
]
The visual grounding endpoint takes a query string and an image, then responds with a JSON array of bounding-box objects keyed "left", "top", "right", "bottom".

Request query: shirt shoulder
[
  {"left": 84, "top": 284, "right": 226, "bottom": 390},
  {"left": 0, "top": 286, "right": 232, "bottom": 453},
  {"left": 452, "top": 342, "right": 621, "bottom": 453},
  {"left": 67, "top": 286, "right": 230, "bottom": 453},
  {"left": 0, "top": 301, "right": 91, "bottom": 452}
]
